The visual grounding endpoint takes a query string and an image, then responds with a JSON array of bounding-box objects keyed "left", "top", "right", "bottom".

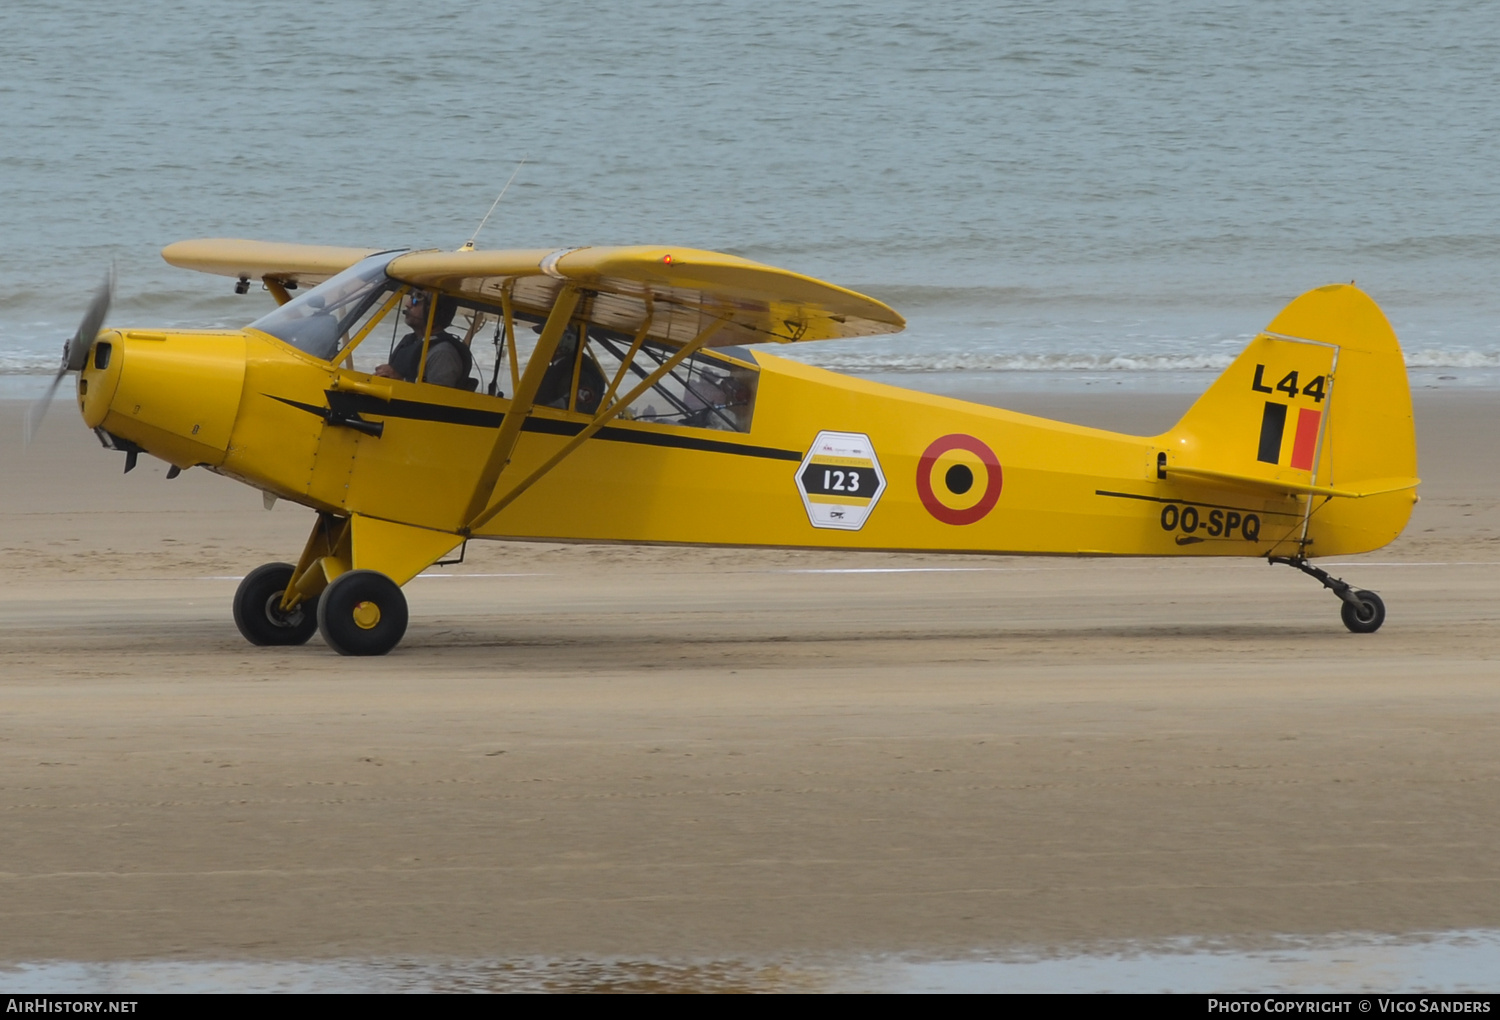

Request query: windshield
[{"left": 248, "top": 251, "right": 405, "bottom": 360}]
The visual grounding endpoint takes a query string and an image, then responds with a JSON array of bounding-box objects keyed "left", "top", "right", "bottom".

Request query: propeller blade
[
  {"left": 66, "top": 267, "right": 114, "bottom": 371},
  {"left": 24, "top": 366, "right": 69, "bottom": 446},
  {"left": 25, "top": 267, "right": 114, "bottom": 444}
]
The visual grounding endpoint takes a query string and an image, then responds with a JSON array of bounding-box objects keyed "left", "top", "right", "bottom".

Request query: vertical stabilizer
[{"left": 1163, "top": 284, "right": 1418, "bottom": 557}]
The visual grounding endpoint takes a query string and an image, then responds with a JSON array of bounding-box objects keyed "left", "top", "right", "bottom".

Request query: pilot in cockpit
[{"left": 375, "top": 292, "right": 474, "bottom": 389}]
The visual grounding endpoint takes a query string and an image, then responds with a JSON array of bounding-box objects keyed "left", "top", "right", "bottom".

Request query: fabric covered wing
[
  {"left": 385, "top": 245, "right": 904, "bottom": 347},
  {"left": 162, "top": 238, "right": 386, "bottom": 288}
]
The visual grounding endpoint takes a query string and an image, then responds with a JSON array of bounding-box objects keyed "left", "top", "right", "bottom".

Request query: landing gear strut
[{"left": 1269, "top": 555, "right": 1385, "bottom": 633}]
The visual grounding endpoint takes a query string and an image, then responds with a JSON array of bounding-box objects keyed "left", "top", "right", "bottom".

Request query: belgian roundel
[{"left": 917, "top": 434, "right": 1002, "bottom": 525}]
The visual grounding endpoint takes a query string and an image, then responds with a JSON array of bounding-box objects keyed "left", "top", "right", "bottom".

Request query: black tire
[
  {"left": 233, "top": 562, "right": 319, "bottom": 646},
  {"left": 1340, "top": 589, "right": 1385, "bottom": 634},
  {"left": 317, "top": 569, "right": 409, "bottom": 656}
]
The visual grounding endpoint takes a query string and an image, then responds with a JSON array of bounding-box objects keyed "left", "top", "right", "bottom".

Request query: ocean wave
[
  {"left": 0, "top": 352, "right": 63, "bottom": 374},
  {"left": 0, "top": 292, "right": 268, "bottom": 318},
  {"left": 1404, "top": 349, "right": 1500, "bottom": 369},
  {"left": 847, "top": 284, "right": 1051, "bottom": 307},
  {"left": 3, "top": 345, "right": 1499, "bottom": 377},
  {"left": 783, "top": 347, "right": 1500, "bottom": 373},
  {"left": 847, "top": 283, "right": 1293, "bottom": 311},
  {"left": 780, "top": 351, "right": 1238, "bottom": 373}
]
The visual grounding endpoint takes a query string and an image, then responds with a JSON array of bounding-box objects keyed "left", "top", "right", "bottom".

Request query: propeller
[{"left": 26, "top": 267, "right": 113, "bottom": 444}]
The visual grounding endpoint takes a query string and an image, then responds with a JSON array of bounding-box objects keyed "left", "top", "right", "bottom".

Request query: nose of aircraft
[
  {"left": 77, "top": 330, "right": 123, "bottom": 428},
  {"left": 79, "top": 330, "right": 249, "bottom": 470}
]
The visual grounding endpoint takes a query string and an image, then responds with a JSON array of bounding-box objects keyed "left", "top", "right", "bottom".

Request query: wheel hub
[
  {"left": 263, "top": 592, "right": 304, "bottom": 629},
  {"left": 352, "top": 600, "right": 382, "bottom": 630}
]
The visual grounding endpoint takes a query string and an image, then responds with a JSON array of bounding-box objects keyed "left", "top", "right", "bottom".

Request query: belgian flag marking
[{"left": 1257, "top": 402, "right": 1322, "bottom": 470}]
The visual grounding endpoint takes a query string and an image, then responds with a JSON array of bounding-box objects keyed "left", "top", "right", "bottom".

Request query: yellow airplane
[{"left": 30, "top": 239, "right": 1419, "bottom": 655}]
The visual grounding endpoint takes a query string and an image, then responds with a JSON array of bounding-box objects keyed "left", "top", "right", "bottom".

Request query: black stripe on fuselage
[
  {"left": 272, "top": 395, "right": 332, "bottom": 418},
  {"left": 1095, "top": 488, "right": 1302, "bottom": 518},
  {"left": 267, "top": 390, "right": 803, "bottom": 462},
  {"left": 518, "top": 414, "right": 802, "bottom": 461}
]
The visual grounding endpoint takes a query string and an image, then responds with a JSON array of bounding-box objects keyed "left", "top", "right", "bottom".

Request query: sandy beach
[{"left": 2, "top": 387, "right": 1498, "bottom": 976}]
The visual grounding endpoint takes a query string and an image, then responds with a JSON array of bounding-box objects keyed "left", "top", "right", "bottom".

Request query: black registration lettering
[
  {"left": 1251, "top": 364, "right": 1274, "bottom": 394},
  {"left": 1159, "top": 503, "right": 1261, "bottom": 543}
]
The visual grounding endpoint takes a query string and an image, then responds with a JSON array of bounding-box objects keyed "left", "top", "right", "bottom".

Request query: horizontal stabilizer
[{"left": 1166, "top": 465, "right": 1420, "bottom": 499}]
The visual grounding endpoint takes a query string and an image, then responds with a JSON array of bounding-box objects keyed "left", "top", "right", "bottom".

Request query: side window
[
  {"left": 336, "top": 286, "right": 404, "bottom": 372},
  {"left": 350, "top": 296, "right": 502, "bottom": 392},
  {"left": 373, "top": 303, "right": 762, "bottom": 428},
  {"left": 474, "top": 307, "right": 541, "bottom": 400},
  {"left": 495, "top": 322, "right": 642, "bottom": 413},
  {"left": 587, "top": 332, "right": 758, "bottom": 433}
]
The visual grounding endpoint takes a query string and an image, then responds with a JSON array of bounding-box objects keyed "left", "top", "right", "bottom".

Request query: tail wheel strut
[{"left": 1269, "top": 555, "right": 1385, "bottom": 634}]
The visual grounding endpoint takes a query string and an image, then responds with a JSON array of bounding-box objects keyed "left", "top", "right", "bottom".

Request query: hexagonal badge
[{"left": 795, "top": 430, "right": 887, "bottom": 531}]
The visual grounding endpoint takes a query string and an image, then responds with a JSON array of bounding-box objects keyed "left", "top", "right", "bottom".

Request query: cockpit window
[{"left": 248, "top": 251, "right": 405, "bottom": 360}]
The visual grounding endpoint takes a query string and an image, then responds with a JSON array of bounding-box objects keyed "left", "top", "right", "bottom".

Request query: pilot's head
[{"left": 405, "top": 292, "right": 458, "bottom": 332}]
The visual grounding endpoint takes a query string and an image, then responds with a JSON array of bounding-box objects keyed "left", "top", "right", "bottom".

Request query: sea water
[
  {"left": 4, "top": 929, "right": 1499, "bottom": 993},
  {"left": 3, "top": 0, "right": 1499, "bottom": 385}
]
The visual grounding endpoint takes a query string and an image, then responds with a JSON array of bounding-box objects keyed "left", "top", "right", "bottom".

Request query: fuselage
[{"left": 77, "top": 323, "right": 1404, "bottom": 560}]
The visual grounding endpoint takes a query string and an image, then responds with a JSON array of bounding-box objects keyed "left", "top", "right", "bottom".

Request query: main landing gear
[
  {"left": 233, "top": 563, "right": 319, "bottom": 646},
  {"left": 234, "top": 564, "right": 409, "bottom": 656},
  {"left": 316, "top": 570, "right": 409, "bottom": 656},
  {"left": 1269, "top": 555, "right": 1385, "bottom": 634}
]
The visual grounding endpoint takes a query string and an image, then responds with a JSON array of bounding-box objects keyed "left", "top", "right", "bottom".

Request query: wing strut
[
  {"left": 458, "top": 285, "right": 582, "bottom": 527},
  {"left": 598, "top": 300, "right": 654, "bottom": 411},
  {"left": 464, "top": 316, "right": 726, "bottom": 535}
]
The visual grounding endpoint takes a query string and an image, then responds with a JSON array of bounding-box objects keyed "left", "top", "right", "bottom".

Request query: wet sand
[{"left": 1, "top": 389, "right": 1499, "bottom": 967}]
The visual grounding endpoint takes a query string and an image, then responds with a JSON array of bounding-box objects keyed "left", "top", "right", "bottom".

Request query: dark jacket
[{"left": 387, "top": 331, "right": 473, "bottom": 387}]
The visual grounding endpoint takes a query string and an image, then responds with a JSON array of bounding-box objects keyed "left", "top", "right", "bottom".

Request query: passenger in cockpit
[{"left": 535, "top": 326, "right": 607, "bottom": 413}]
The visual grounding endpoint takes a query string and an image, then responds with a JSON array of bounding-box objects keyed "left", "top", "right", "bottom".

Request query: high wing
[
  {"left": 163, "top": 239, "right": 904, "bottom": 347},
  {"left": 162, "top": 238, "right": 387, "bottom": 290},
  {"left": 386, "top": 245, "right": 904, "bottom": 347}
]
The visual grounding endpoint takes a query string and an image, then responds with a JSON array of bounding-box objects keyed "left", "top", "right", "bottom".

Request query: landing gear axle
[{"left": 1268, "top": 555, "right": 1385, "bottom": 633}]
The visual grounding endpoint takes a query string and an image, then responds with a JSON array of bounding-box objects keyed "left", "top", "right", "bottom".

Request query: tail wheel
[
  {"left": 1340, "top": 589, "right": 1385, "bottom": 634},
  {"left": 233, "top": 562, "right": 319, "bottom": 646},
  {"left": 317, "top": 569, "right": 409, "bottom": 656}
]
